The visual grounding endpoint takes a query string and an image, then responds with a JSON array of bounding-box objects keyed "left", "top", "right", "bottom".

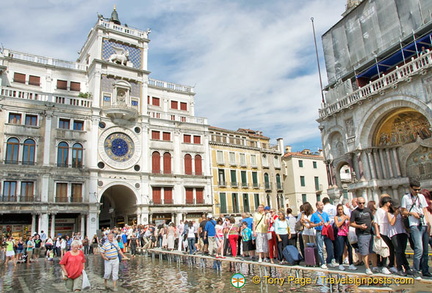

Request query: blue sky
[{"left": 1, "top": 0, "right": 346, "bottom": 152}]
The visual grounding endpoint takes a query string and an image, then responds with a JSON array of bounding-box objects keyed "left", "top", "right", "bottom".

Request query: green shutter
[{"left": 220, "top": 193, "right": 227, "bottom": 213}]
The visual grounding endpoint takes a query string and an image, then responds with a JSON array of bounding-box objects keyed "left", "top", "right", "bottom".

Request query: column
[
  {"left": 372, "top": 187, "right": 380, "bottom": 203},
  {"left": 31, "top": 214, "right": 37, "bottom": 234},
  {"left": 379, "top": 149, "right": 388, "bottom": 179},
  {"left": 392, "top": 186, "right": 400, "bottom": 201},
  {"left": 149, "top": 214, "right": 153, "bottom": 224},
  {"left": 366, "top": 151, "right": 377, "bottom": 179},
  {"left": 42, "top": 113, "right": 53, "bottom": 166},
  {"left": 386, "top": 149, "right": 394, "bottom": 178},
  {"left": 50, "top": 214, "right": 56, "bottom": 238},
  {"left": 40, "top": 213, "right": 49, "bottom": 236},
  {"left": 86, "top": 212, "right": 98, "bottom": 238},
  {"left": 362, "top": 189, "right": 368, "bottom": 202},
  {"left": 136, "top": 207, "right": 142, "bottom": 225},
  {"left": 392, "top": 148, "right": 401, "bottom": 177},
  {"left": 81, "top": 214, "right": 86, "bottom": 236},
  {"left": 176, "top": 213, "right": 183, "bottom": 225},
  {"left": 356, "top": 151, "right": 365, "bottom": 180},
  {"left": 373, "top": 151, "right": 383, "bottom": 179}
]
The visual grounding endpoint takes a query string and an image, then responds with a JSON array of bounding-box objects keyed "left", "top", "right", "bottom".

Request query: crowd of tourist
[{"left": 1, "top": 179, "right": 432, "bottom": 285}]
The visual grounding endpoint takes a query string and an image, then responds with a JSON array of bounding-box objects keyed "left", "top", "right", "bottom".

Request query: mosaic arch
[{"left": 374, "top": 108, "right": 431, "bottom": 147}]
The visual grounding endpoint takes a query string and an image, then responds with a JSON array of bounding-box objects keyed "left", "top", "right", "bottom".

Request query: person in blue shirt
[
  {"left": 310, "top": 201, "right": 332, "bottom": 268},
  {"left": 241, "top": 221, "right": 254, "bottom": 258},
  {"left": 204, "top": 214, "right": 217, "bottom": 257}
]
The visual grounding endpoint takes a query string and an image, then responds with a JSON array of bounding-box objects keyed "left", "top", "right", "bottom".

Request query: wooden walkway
[{"left": 148, "top": 248, "right": 432, "bottom": 292}]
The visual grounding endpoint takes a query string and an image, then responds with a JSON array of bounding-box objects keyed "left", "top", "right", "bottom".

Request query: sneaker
[
  {"left": 348, "top": 264, "right": 357, "bottom": 270},
  {"left": 343, "top": 258, "right": 349, "bottom": 265},
  {"left": 422, "top": 272, "right": 432, "bottom": 277},
  {"left": 397, "top": 270, "right": 407, "bottom": 276},
  {"left": 413, "top": 271, "right": 422, "bottom": 280},
  {"left": 365, "top": 268, "right": 373, "bottom": 275},
  {"left": 372, "top": 267, "right": 380, "bottom": 273},
  {"left": 389, "top": 267, "right": 398, "bottom": 274},
  {"left": 381, "top": 267, "right": 391, "bottom": 275},
  {"left": 339, "top": 264, "right": 345, "bottom": 271},
  {"left": 331, "top": 259, "right": 338, "bottom": 267},
  {"left": 321, "top": 264, "right": 328, "bottom": 269},
  {"left": 406, "top": 269, "right": 415, "bottom": 275},
  {"left": 258, "top": 258, "right": 262, "bottom": 263}
]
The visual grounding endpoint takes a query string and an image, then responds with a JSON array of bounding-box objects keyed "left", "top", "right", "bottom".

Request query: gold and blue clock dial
[{"left": 104, "top": 132, "right": 134, "bottom": 162}]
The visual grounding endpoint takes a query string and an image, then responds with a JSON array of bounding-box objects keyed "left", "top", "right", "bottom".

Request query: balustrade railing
[{"left": 319, "top": 50, "right": 432, "bottom": 119}]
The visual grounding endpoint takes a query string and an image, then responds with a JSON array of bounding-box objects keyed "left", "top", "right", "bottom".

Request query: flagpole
[{"left": 311, "top": 17, "right": 325, "bottom": 104}]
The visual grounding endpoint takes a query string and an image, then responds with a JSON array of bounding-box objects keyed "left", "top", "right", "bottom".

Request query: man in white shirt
[{"left": 322, "top": 197, "right": 337, "bottom": 267}]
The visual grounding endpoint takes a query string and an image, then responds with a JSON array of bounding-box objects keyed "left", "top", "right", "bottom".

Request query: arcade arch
[{"left": 99, "top": 185, "right": 138, "bottom": 228}]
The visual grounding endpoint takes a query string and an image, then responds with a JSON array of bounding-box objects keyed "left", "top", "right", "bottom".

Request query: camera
[{"left": 419, "top": 214, "right": 424, "bottom": 219}]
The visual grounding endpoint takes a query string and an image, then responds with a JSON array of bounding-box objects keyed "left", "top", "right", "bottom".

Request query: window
[
  {"left": 241, "top": 171, "right": 247, "bottom": 187},
  {"left": 302, "top": 194, "right": 307, "bottom": 203},
  {"left": 59, "top": 118, "right": 70, "bottom": 129},
  {"left": 276, "top": 174, "right": 282, "bottom": 190},
  {"left": 254, "top": 194, "right": 260, "bottom": 210},
  {"left": 218, "top": 169, "right": 225, "bottom": 186},
  {"left": 316, "top": 193, "right": 321, "bottom": 202},
  {"left": 220, "top": 193, "right": 227, "bottom": 213},
  {"left": 164, "top": 187, "right": 173, "bottom": 204},
  {"left": 57, "top": 142, "right": 69, "bottom": 167},
  {"left": 3, "top": 181, "right": 17, "bottom": 197},
  {"left": 274, "top": 156, "right": 280, "bottom": 168},
  {"left": 151, "top": 130, "right": 160, "bottom": 140},
  {"left": 71, "top": 183, "right": 83, "bottom": 202},
  {"left": 232, "top": 193, "right": 239, "bottom": 213},
  {"left": 21, "top": 182, "right": 34, "bottom": 199},
  {"left": 162, "top": 132, "right": 171, "bottom": 141},
  {"left": 57, "top": 80, "right": 67, "bottom": 90},
  {"left": 314, "top": 176, "right": 320, "bottom": 191},
  {"left": 251, "top": 154, "right": 257, "bottom": 167},
  {"left": 216, "top": 150, "right": 224, "bottom": 164},
  {"left": 132, "top": 100, "right": 139, "bottom": 106},
  {"left": 313, "top": 161, "right": 317, "bottom": 169},
  {"left": 193, "top": 136, "right": 201, "bottom": 144},
  {"left": 196, "top": 188, "right": 204, "bottom": 204},
  {"left": 25, "top": 114, "right": 37, "bottom": 126},
  {"left": 5, "top": 138, "right": 19, "bottom": 164},
  {"left": 152, "top": 151, "right": 161, "bottom": 173},
  {"left": 70, "top": 81, "right": 80, "bottom": 91},
  {"left": 13, "top": 72, "right": 25, "bottom": 83},
  {"left": 195, "top": 155, "right": 202, "bottom": 175},
  {"left": 163, "top": 152, "right": 171, "bottom": 174},
  {"left": 29, "top": 75, "right": 40, "bottom": 86},
  {"left": 240, "top": 153, "right": 246, "bottom": 166},
  {"left": 298, "top": 160, "right": 303, "bottom": 167},
  {"left": 180, "top": 102, "right": 187, "bottom": 111},
  {"left": 183, "top": 134, "right": 191, "bottom": 143},
  {"left": 264, "top": 173, "right": 270, "bottom": 190},
  {"left": 72, "top": 143, "right": 83, "bottom": 168},
  {"left": 73, "top": 120, "right": 84, "bottom": 131},
  {"left": 184, "top": 154, "right": 192, "bottom": 175},
  {"left": 8, "top": 113, "right": 22, "bottom": 124},
  {"left": 22, "top": 139, "right": 35, "bottom": 165},
  {"left": 262, "top": 154, "right": 268, "bottom": 167},
  {"left": 230, "top": 170, "right": 237, "bottom": 187},
  {"left": 243, "top": 193, "right": 250, "bottom": 212},
  {"left": 152, "top": 97, "right": 160, "bottom": 106},
  {"left": 229, "top": 152, "right": 236, "bottom": 165},
  {"left": 180, "top": 116, "right": 186, "bottom": 122},
  {"left": 185, "top": 188, "right": 194, "bottom": 204},
  {"left": 152, "top": 187, "right": 162, "bottom": 204},
  {"left": 56, "top": 183, "right": 68, "bottom": 202},
  {"left": 300, "top": 176, "right": 305, "bottom": 187},
  {"left": 171, "top": 100, "right": 178, "bottom": 109},
  {"left": 252, "top": 172, "right": 258, "bottom": 188}
]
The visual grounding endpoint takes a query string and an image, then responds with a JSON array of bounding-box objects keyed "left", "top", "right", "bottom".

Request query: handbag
[
  {"left": 295, "top": 219, "right": 304, "bottom": 233},
  {"left": 82, "top": 270, "right": 91, "bottom": 290},
  {"left": 317, "top": 213, "right": 335, "bottom": 241}
]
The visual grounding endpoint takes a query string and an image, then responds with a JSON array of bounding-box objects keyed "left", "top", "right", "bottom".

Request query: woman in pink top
[{"left": 334, "top": 204, "right": 356, "bottom": 271}]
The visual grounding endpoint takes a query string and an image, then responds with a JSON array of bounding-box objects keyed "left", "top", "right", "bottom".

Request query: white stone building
[
  {"left": 0, "top": 8, "right": 212, "bottom": 238},
  {"left": 317, "top": 0, "right": 432, "bottom": 203},
  {"left": 282, "top": 147, "right": 328, "bottom": 214}
]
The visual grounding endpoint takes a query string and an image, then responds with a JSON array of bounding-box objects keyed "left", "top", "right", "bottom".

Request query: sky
[{"left": 0, "top": 0, "right": 346, "bottom": 152}]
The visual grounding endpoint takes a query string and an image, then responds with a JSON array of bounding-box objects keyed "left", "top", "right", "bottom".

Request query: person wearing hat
[{"left": 204, "top": 213, "right": 217, "bottom": 257}]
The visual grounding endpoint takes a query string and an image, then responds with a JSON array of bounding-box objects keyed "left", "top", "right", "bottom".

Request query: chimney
[
  {"left": 276, "top": 138, "right": 284, "bottom": 154},
  {"left": 285, "top": 145, "right": 292, "bottom": 153}
]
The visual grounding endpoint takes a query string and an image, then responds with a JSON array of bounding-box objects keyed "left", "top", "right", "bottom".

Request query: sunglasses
[
  {"left": 413, "top": 188, "right": 421, "bottom": 192},
  {"left": 358, "top": 202, "right": 365, "bottom": 204}
]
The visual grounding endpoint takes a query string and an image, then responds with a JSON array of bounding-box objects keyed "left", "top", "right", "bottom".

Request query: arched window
[
  {"left": 72, "top": 143, "right": 83, "bottom": 168},
  {"left": 5, "top": 138, "right": 19, "bottom": 164},
  {"left": 23, "top": 139, "right": 36, "bottom": 165},
  {"left": 276, "top": 174, "right": 281, "bottom": 190},
  {"left": 184, "top": 154, "right": 192, "bottom": 175},
  {"left": 57, "top": 142, "right": 69, "bottom": 167},
  {"left": 163, "top": 152, "right": 171, "bottom": 174},
  {"left": 152, "top": 151, "right": 161, "bottom": 173},
  {"left": 195, "top": 154, "right": 202, "bottom": 175}
]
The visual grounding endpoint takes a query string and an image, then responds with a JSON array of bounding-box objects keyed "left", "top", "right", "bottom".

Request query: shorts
[
  {"left": 6, "top": 250, "right": 15, "bottom": 257},
  {"left": 358, "top": 234, "right": 373, "bottom": 256},
  {"left": 16, "top": 249, "right": 23, "bottom": 254},
  {"left": 242, "top": 240, "right": 254, "bottom": 252},
  {"left": 255, "top": 233, "right": 269, "bottom": 253}
]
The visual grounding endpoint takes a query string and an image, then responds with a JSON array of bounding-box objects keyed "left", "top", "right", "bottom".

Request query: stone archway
[{"left": 99, "top": 185, "right": 137, "bottom": 228}]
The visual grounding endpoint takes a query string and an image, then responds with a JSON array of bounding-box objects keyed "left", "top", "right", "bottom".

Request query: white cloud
[{"left": 0, "top": 0, "right": 345, "bottom": 151}]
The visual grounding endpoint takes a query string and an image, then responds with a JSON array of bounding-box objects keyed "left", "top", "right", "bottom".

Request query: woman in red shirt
[{"left": 60, "top": 240, "right": 86, "bottom": 291}]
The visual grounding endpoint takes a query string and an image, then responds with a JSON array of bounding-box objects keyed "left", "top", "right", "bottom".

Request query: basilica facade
[
  {"left": 0, "top": 9, "right": 212, "bottom": 238},
  {"left": 318, "top": 0, "right": 432, "bottom": 203}
]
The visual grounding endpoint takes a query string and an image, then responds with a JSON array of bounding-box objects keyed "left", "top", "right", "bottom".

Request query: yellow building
[{"left": 209, "top": 127, "right": 284, "bottom": 216}]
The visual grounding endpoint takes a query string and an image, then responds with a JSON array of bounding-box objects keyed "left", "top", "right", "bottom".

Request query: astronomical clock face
[
  {"left": 99, "top": 127, "right": 141, "bottom": 169},
  {"left": 104, "top": 132, "right": 134, "bottom": 162}
]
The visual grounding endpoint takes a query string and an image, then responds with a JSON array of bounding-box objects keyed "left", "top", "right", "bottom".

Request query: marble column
[
  {"left": 378, "top": 149, "right": 388, "bottom": 179},
  {"left": 50, "top": 214, "right": 56, "bottom": 238},
  {"left": 39, "top": 213, "right": 49, "bottom": 236},
  {"left": 386, "top": 149, "right": 394, "bottom": 178},
  {"left": 373, "top": 151, "right": 383, "bottom": 179},
  {"left": 81, "top": 214, "right": 86, "bottom": 236},
  {"left": 366, "top": 150, "right": 377, "bottom": 179},
  {"left": 392, "top": 148, "right": 401, "bottom": 177},
  {"left": 31, "top": 214, "right": 37, "bottom": 234}
]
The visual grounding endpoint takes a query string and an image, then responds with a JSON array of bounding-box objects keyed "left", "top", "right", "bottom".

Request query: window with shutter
[
  {"left": 70, "top": 81, "right": 81, "bottom": 91},
  {"left": 152, "top": 187, "right": 162, "bottom": 204},
  {"left": 180, "top": 102, "right": 187, "bottom": 111},
  {"left": 13, "top": 73, "right": 25, "bottom": 83},
  {"left": 57, "top": 80, "right": 67, "bottom": 90},
  {"left": 29, "top": 75, "right": 40, "bottom": 86}
]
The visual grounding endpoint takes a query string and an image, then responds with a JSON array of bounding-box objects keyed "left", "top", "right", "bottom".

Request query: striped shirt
[{"left": 101, "top": 241, "right": 120, "bottom": 259}]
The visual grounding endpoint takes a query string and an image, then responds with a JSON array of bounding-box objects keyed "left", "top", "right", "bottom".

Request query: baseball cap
[
  {"left": 207, "top": 213, "right": 213, "bottom": 218},
  {"left": 264, "top": 206, "right": 270, "bottom": 210}
]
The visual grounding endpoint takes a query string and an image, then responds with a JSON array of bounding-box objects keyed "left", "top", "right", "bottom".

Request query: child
[{"left": 241, "top": 221, "right": 253, "bottom": 259}]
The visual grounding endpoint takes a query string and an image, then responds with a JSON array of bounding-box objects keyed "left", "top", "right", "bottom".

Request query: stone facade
[
  {"left": 0, "top": 9, "right": 212, "bottom": 238},
  {"left": 318, "top": 0, "right": 432, "bottom": 204}
]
